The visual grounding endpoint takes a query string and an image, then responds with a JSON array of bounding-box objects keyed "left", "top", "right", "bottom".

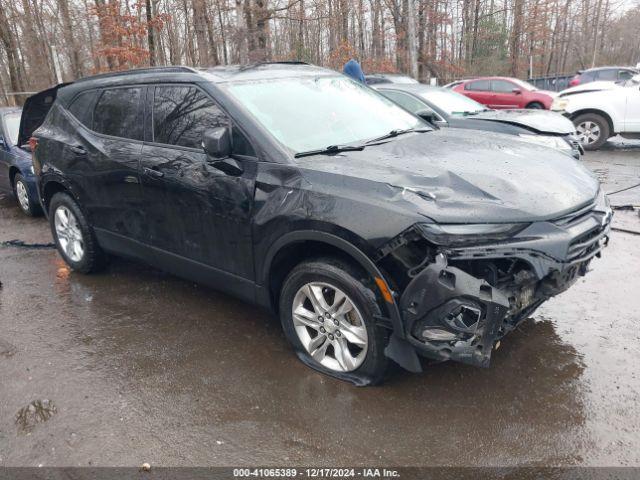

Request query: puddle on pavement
[{"left": 15, "top": 399, "right": 57, "bottom": 433}]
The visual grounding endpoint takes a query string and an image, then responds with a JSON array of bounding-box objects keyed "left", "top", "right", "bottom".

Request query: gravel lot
[{"left": 1, "top": 141, "right": 639, "bottom": 467}]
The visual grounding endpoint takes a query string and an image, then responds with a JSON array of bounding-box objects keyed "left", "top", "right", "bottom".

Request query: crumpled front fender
[{"left": 398, "top": 255, "right": 510, "bottom": 367}]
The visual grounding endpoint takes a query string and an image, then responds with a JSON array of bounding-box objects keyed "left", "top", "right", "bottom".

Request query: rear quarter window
[
  {"left": 67, "top": 90, "right": 98, "bottom": 127},
  {"left": 93, "top": 87, "right": 143, "bottom": 140}
]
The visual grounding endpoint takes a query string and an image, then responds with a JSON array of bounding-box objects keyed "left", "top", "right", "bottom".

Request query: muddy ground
[{"left": 0, "top": 141, "right": 639, "bottom": 467}]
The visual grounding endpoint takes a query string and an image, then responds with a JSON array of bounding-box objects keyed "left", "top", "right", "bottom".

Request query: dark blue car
[{"left": 0, "top": 107, "right": 41, "bottom": 216}]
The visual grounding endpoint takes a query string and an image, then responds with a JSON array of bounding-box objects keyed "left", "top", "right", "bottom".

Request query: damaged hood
[
  {"left": 469, "top": 109, "right": 575, "bottom": 135},
  {"left": 559, "top": 81, "right": 621, "bottom": 96},
  {"left": 296, "top": 128, "right": 599, "bottom": 223}
]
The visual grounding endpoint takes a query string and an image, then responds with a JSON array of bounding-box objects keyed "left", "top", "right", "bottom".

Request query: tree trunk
[
  {"left": 146, "top": 0, "right": 156, "bottom": 66},
  {"left": 20, "top": 0, "right": 51, "bottom": 87},
  {"left": 406, "top": 0, "right": 418, "bottom": 77},
  {"left": 510, "top": 0, "right": 524, "bottom": 76},
  {"left": 0, "top": 4, "right": 25, "bottom": 104},
  {"left": 59, "top": 0, "right": 82, "bottom": 78},
  {"left": 235, "top": 0, "right": 248, "bottom": 63},
  {"left": 216, "top": 0, "right": 229, "bottom": 64},
  {"left": 192, "top": 0, "right": 211, "bottom": 66}
]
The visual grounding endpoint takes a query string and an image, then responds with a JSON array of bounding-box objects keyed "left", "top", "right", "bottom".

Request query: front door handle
[{"left": 143, "top": 166, "right": 164, "bottom": 179}]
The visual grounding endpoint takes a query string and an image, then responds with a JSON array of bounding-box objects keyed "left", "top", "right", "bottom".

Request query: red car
[{"left": 453, "top": 77, "right": 555, "bottom": 110}]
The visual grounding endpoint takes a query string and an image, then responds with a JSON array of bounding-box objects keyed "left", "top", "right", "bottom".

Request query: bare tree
[{"left": 0, "top": 0, "right": 639, "bottom": 103}]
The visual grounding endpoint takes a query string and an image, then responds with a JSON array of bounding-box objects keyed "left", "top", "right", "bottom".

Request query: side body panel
[
  {"left": 139, "top": 142, "right": 257, "bottom": 279},
  {"left": 0, "top": 117, "right": 10, "bottom": 191},
  {"left": 566, "top": 88, "right": 628, "bottom": 133},
  {"left": 623, "top": 86, "right": 640, "bottom": 132},
  {"left": 0, "top": 110, "right": 41, "bottom": 199}
]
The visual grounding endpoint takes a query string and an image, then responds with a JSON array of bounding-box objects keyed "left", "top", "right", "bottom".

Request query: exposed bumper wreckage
[{"left": 380, "top": 193, "right": 612, "bottom": 371}]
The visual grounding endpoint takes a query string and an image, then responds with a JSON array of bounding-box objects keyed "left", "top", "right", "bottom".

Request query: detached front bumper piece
[{"left": 399, "top": 255, "right": 509, "bottom": 367}]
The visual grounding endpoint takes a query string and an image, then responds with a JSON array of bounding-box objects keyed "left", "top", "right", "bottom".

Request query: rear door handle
[
  {"left": 143, "top": 166, "right": 164, "bottom": 178},
  {"left": 70, "top": 145, "right": 87, "bottom": 155}
]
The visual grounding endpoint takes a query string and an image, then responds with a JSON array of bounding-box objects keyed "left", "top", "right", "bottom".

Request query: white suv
[{"left": 552, "top": 75, "right": 640, "bottom": 150}]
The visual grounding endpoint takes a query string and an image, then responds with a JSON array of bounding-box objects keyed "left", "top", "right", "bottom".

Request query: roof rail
[
  {"left": 237, "top": 61, "right": 310, "bottom": 71},
  {"left": 257, "top": 61, "right": 309, "bottom": 66},
  {"left": 74, "top": 66, "right": 197, "bottom": 83}
]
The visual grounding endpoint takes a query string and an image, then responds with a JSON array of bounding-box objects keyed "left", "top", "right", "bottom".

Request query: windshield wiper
[
  {"left": 294, "top": 128, "right": 430, "bottom": 157},
  {"left": 294, "top": 144, "right": 365, "bottom": 158},
  {"left": 365, "top": 127, "right": 430, "bottom": 144}
]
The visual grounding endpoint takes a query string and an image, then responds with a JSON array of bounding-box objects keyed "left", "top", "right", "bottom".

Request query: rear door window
[
  {"left": 93, "top": 87, "right": 143, "bottom": 140},
  {"left": 68, "top": 90, "right": 98, "bottom": 127},
  {"left": 465, "top": 80, "right": 490, "bottom": 91}
]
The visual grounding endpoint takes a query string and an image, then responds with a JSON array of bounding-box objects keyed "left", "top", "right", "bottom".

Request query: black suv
[{"left": 29, "top": 64, "right": 611, "bottom": 385}]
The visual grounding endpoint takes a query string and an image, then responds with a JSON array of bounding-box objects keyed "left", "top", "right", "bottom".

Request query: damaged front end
[{"left": 377, "top": 193, "right": 612, "bottom": 369}]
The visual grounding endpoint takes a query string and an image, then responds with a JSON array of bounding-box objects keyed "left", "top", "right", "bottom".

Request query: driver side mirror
[
  {"left": 202, "top": 126, "right": 231, "bottom": 159},
  {"left": 417, "top": 110, "right": 440, "bottom": 128},
  {"left": 202, "top": 127, "right": 244, "bottom": 176},
  {"left": 512, "top": 88, "right": 522, "bottom": 95}
]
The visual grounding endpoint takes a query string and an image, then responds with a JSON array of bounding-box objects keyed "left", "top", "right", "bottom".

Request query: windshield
[
  {"left": 418, "top": 89, "right": 488, "bottom": 116},
  {"left": 3, "top": 112, "right": 20, "bottom": 145},
  {"left": 625, "top": 74, "right": 640, "bottom": 86},
  {"left": 226, "top": 76, "right": 424, "bottom": 154},
  {"left": 389, "top": 76, "right": 420, "bottom": 84}
]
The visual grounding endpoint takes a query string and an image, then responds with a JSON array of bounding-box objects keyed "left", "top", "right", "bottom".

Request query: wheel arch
[
  {"left": 570, "top": 108, "right": 616, "bottom": 134},
  {"left": 41, "top": 178, "right": 74, "bottom": 214},
  {"left": 8, "top": 166, "right": 20, "bottom": 187},
  {"left": 525, "top": 101, "right": 544, "bottom": 109},
  {"left": 260, "top": 230, "right": 403, "bottom": 335}
]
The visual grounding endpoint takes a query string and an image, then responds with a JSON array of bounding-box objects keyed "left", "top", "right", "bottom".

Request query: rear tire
[
  {"left": 13, "top": 173, "right": 41, "bottom": 217},
  {"left": 279, "top": 258, "right": 389, "bottom": 385},
  {"left": 49, "top": 192, "right": 107, "bottom": 273},
  {"left": 526, "top": 102, "right": 544, "bottom": 109},
  {"left": 573, "top": 113, "right": 610, "bottom": 151}
]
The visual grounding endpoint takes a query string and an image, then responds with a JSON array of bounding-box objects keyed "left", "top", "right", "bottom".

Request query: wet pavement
[{"left": 1, "top": 144, "right": 639, "bottom": 467}]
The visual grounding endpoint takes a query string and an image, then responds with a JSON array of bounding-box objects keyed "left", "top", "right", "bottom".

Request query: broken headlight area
[{"left": 416, "top": 222, "right": 529, "bottom": 247}]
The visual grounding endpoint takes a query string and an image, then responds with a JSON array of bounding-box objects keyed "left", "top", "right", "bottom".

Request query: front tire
[
  {"left": 574, "top": 113, "right": 610, "bottom": 150},
  {"left": 279, "top": 258, "right": 389, "bottom": 385},
  {"left": 526, "top": 102, "right": 544, "bottom": 109},
  {"left": 49, "top": 192, "right": 107, "bottom": 273},
  {"left": 13, "top": 173, "right": 41, "bottom": 217}
]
